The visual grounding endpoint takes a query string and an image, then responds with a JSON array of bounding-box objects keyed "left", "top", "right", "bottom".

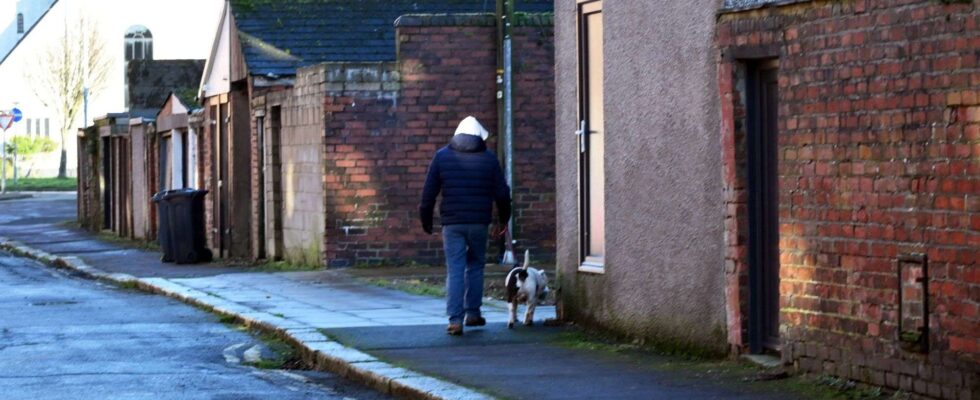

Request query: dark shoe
[
  {"left": 446, "top": 323, "right": 463, "bottom": 336},
  {"left": 464, "top": 316, "right": 486, "bottom": 327}
]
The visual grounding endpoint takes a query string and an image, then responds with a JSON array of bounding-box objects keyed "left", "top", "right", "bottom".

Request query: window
[
  {"left": 577, "top": 0, "right": 604, "bottom": 272},
  {"left": 44, "top": 118, "right": 49, "bottom": 137},
  {"left": 17, "top": 13, "right": 23, "bottom": 34},
  {"left": 159, "top": 136, "right": 170, "bottom": 191},
  {"left": 124, "top": 25, "right": 153, "bottom": 61},
  {"left": 35, "top": 119, "right": 40, "bottom": 136},
  {"left": 25, "top": 118, "right": 31, "bottom": 135}
]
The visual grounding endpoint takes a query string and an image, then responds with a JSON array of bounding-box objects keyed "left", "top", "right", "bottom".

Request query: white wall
[
  {"left": 0, "top": 0, "right": 223, "bottom": 177},
  {"left": 170, "top": 129, "right": 183, "bottom": 189},
  {"left": 0, "top": 0, "right": 58, "bottom": 60},
  {"left": 202, "top": 6, "right": 230, "bottom": 98}
]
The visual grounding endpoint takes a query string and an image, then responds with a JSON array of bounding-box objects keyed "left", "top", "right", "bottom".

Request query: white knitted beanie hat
[{"left": 453, "top": 116, "right": 489, "bottom": 141}]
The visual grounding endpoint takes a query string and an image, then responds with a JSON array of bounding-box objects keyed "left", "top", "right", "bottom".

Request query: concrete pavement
[{"left": 0, "top": 193, "right": 808, "bottom": 399}]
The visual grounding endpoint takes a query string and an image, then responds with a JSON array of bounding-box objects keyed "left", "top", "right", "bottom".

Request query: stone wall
[{"left": 718, "top": 1, "right": 979, "bottom": 398}]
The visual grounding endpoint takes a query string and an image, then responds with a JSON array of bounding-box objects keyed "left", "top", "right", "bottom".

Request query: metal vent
[{"left": 898, "top": 253, "right": 928, "bottom": 353}]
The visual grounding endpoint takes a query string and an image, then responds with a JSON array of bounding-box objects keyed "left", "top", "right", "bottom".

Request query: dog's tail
[{"left": 522, "top": 249, "right": 530, "bottom": 269}]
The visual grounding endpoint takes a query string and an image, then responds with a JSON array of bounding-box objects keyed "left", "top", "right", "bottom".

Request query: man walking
[{"left": 419, "top": 116, "right": 511, "bottom": 335}]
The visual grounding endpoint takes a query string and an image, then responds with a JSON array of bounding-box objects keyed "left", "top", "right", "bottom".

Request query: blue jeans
[{"left": 442, "top": 224, "right": 489, "bottom": 324}]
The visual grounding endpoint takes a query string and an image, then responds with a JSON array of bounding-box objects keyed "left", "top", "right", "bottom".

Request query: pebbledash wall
[
  {"left": 554, "top": 0, "right": 729, "bottom": 354},
  {"left": 250, "top": 14, "right": 555, "bottom": 267},
  {"left": 718, "top": 1, "right": 978, "bottom": 399}
]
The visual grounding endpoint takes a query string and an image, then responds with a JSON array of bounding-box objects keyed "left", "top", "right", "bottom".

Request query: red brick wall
[
  {"left": 319, "top": 18, "right": 555, "bottom": 266},
  {"left": 76, "top": 128, "right": 100, "bottom": 231},
  {"left": 718, "top": 1, "right": 978, "bottom": 398},
  {"left": 511, "top": 23, "right": 558, "bottom": 260},
  {"left": 201, "top": 104, "right": 214, "bottom": 252}
]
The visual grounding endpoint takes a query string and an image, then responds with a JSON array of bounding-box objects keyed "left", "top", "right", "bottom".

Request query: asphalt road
[{"left": 0, "top": 250, "right": 389, "bottom": 400}]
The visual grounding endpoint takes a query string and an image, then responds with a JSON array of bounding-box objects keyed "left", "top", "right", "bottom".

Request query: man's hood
[
  {"left": 449, "top": 133, "right": 486, "bottom": 153},
  {"left": 453, "top": 116, "right": 489, "bottom": 141}
]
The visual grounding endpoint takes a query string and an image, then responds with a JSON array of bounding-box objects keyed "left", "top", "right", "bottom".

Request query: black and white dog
[{"left": 505, "top": 250, "right": 549, "bottom": 328}]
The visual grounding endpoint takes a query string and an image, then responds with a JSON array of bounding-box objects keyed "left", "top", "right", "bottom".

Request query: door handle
[{"left": 575, "top": 120, "right": 586, "bottom": 153}]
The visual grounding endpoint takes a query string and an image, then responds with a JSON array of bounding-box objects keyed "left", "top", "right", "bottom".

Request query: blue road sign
[{"left": 11, "top": 108, "right": 22, "bottom": 122}]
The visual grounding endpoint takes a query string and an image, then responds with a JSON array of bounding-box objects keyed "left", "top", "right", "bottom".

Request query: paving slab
[
  {"left": 33, "top": 239, "right": 123, "bottom": 254},
  {"left": 325, "top": 325, "right": 793, "bottom": 400},
  {"left": 1, "top": 193, "right": 815, "bottom": 400}
]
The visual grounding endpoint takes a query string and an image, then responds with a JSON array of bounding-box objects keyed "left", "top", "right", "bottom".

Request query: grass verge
[
  {"left": 96, "top": 232, "right": 161, "bottom": 252},
  {"left": 249, "top": 259, "right": 322, "bottom": 272},
  {"left": 5, "top": 177, "right": 77, "bottom": 191},
  {"left": 220, "top": 318, "right": 307, "bottom": 370},
  {"left": 248, "top": 331, "right": 306, "bottom": 370},
  {"left": 115, "top": 280, "right": 141, "bottom": 291},
  {"left": 554, "top": 329, "right": 892, "bottom": 399},
  {"left": 365, "top": 277, "right": 446, "bottom": 297}
]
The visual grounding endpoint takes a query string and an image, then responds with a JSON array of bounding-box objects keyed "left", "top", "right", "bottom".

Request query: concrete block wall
[
  {"left": 129, "top": 121, "right": 150, "bottom": 240},
  {"left": 717, "top": 1, "right": 979, "bottom": 398},
  {"left": 253, "top": 70, "right": 326, "bottom": 266},
  {"left": 201, "top": 107, "right": 215, "bottom": 251}
]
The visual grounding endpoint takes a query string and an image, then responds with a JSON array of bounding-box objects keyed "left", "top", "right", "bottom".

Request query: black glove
[{"left": 419, "top": 205, "right": 434, "bottom": 234}]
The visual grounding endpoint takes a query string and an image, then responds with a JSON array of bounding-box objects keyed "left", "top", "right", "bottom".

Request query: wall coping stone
[
  {"left": 394, "top": 12, "right": 553, "bottom": 28},
  {"left": 719, "top": 0, "right": 812, "bottom": 14}
]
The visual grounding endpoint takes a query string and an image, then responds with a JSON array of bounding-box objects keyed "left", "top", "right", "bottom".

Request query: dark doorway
[
  {"left": 746, "top": 59, "right": 780, "bottom": 354},
  {"left": 256, "top": 114, "right": 266, "bottom": 260},
  {"left": 101, "top": 137, "right": 112, "bottom": 230},
  {"left": 269, "top": 106, "right": 284, "bottom": 259}
]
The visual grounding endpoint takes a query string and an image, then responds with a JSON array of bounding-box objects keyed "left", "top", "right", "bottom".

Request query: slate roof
[
  {"left": 230, "top": 0, "right": 553, "bottom": 77},
  {"left": 126, "top": 59, "right": 205, "bottom": 118}
]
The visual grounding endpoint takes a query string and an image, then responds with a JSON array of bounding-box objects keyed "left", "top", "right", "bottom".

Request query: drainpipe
[{"left": 497, "top": 0, "right": 515, "bottom": 247}]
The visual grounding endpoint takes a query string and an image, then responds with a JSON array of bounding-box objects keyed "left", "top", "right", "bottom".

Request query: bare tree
[{"left": 25, "top": 14, "right": 111, "bottom": 178}]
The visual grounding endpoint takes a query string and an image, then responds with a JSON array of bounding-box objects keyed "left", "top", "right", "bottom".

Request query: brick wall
[
  {"left": 718, "top": 1, "right": 978, "bottom": 398},
  {"left": 316, "top": 15, "right": 555, "bottom": 267},
  {"left": 76, "top": 127, "right": 100, "bottom": 231},
  {"left": 201, "top": 104, "right": 215, "bottom": 251},
  {"left": 509, "top": 19, "right": 558, "bottom": 260}
]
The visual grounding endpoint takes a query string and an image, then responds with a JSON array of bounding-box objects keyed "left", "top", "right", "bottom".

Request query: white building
[
  {"left": 0, "top": 0, "right": 57, "bottom": 59},
  {"left": 0, "top": 0, "right": 222, "bottom": 177}
]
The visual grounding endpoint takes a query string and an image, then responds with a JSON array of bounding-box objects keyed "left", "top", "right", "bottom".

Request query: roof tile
[{"left": 230, "top": 0, "right": 552, "bottom": 76}]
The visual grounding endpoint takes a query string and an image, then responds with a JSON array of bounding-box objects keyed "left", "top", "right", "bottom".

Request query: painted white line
[
  {"left": 243, "top": 344, "right": 264, "bottom": 364},
  {"left": 222, "top": 342, "right": 247, "bottom": 364}
]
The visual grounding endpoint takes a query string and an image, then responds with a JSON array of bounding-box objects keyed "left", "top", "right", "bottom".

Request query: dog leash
[{"left": 500, "top": 226, "right": 516, "bottom": 265}]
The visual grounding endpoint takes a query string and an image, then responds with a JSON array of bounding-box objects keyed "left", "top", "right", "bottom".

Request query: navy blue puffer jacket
[{"left": 419, "top": 134, "right": 511, "bottom": 232}]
